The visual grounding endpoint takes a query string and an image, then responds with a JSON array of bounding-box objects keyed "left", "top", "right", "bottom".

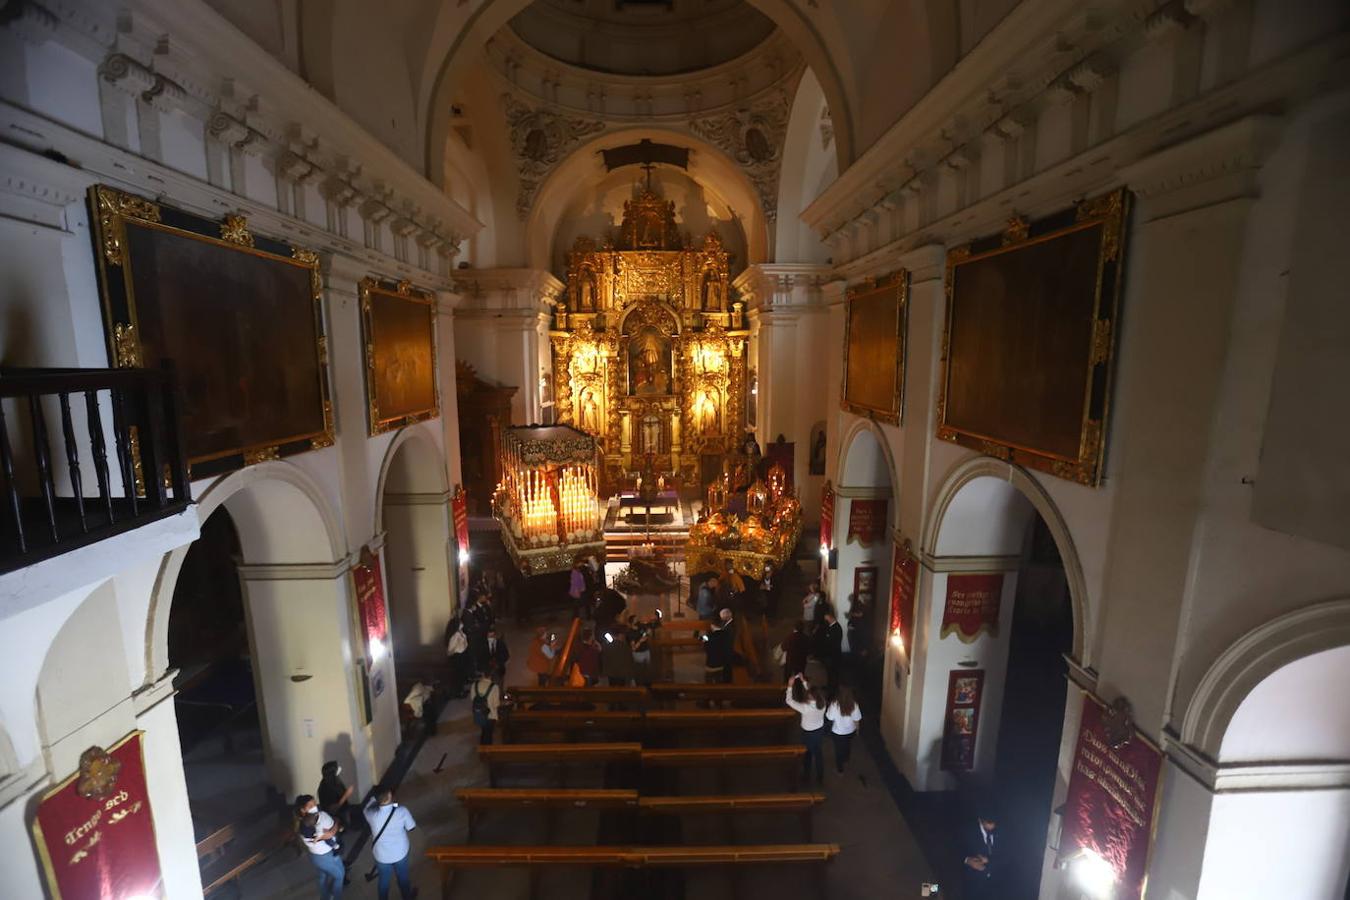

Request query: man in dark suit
[
  {"left": 817, "top": 611, "right": 844, "bottom": 685},
  {"left": 961, "top": 811, "right": 998, "bottom": 899},
  {"left": 474, "top": 626, "right": 510, "bottom": 676},
  {"left": 703, "top": 612, "right": 735, "bottom": 684}
]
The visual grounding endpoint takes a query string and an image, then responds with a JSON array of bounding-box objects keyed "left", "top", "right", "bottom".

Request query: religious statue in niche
[
  {"left": 809, "top": 423, "right": 827, "bottom": 476},
  {"left": 695, "top": 388, "right": 721, "bottom": 435},
  {"left": 628, "top": 326, "right": 673, "bottom": 396},
  {"left": 578, "top": 267, "right": 598, "bottom": 311},
  {"left": 578, "top": 387, "right": 602, "bottom": 434},
  {"left": 701, "top": 267, "right": 724, "bottom": 311},
  {"left": 640, "top": 413, "right": 663, "bottom": 455}
]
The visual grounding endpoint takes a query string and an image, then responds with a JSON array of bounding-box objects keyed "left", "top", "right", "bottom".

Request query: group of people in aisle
[
  {"left": 784, "top": 673, "right": 863, "bottom": 784},
  {"left": 293, "top": 762, "right": 419, "bottom": 900}
]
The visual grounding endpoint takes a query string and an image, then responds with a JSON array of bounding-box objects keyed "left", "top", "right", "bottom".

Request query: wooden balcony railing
[{"left": 0, "top": 365, "right": 192, "bottom": 575}]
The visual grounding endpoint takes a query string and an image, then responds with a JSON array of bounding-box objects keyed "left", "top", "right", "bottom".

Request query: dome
[{"left": 508, "top": 0, "right": 776, "bottom": 77}]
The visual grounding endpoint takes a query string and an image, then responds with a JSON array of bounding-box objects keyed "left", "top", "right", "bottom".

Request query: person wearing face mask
[
  {"left": 318, "top": 760, "right": 355, "bottom": 830},
  {"left": 363, "top": 785, "right": 419, "bottom": 900},
  {"left": 295, "top": 794, "right": 345, "bottom": 898}
]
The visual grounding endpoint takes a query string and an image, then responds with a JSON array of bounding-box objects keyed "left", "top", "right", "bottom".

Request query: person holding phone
[{"left": 526, "top": 626, "right": 558, "bottom": 686}]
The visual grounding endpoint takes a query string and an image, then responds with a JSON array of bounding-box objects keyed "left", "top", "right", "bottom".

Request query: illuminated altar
[
  {"left": 492, "top": 425, "right": 605, "bottom": 574},
  {"left": 550, "top": 180, "right": 749, "bottom": 490}
]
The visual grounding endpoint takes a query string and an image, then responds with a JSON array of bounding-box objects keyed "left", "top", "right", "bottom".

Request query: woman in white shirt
[
  {"left": 825, "top": 685, "right": 863, "bottom": 774},
  {"left": 785, "top": 673, "right": 827, "bottom": 785}
]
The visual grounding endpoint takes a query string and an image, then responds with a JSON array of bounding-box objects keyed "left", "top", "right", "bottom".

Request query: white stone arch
[
  {"left": 921, "top": 454, "right": 1091, "bottom": 667},
  {"left": 836, "top": 417, "right": 899, "bottom": 530},
  {"left": 373, "top": 425, "right": 450, "bottom": 536},
  {"left": 1181, "top": 596, "right": 1350, "bottom": 759},
  {"left": 525, "top": 126, "right": 772, "bottom": 270},
  {"left": 143, "top": 461, "right": 348, "bottom": 684},
  {"left": 774, "top": 68, "right": 836, "bottom": 263}
]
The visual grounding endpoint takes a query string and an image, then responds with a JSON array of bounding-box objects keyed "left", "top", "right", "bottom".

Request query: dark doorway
[
  {"left": 990, "top": 515, "right": 1074, "bottom": 898},
  {"left": 168, "top": 508, "right": 274, "bottom": 843}
]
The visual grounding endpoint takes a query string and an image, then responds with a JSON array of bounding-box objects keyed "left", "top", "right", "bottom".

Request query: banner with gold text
[
  {"left": 1058, "top": 694, "right": 1164, "bottom": 900},
  {"left": 846, "top": 498, "right": 887, "bottom": 546},
  {"left": 888, "top": 540, "right": 917, "bottom": 660},
  {"left": 31, "top": 731, "right": 163, "bottom": 900},
  {"left": 352, "top": 548, "right": 388, "bottom": 648},
  {"left": 940, "top": 573, "right": 1003, "bottom": 641},
  {"left": 452, "top": 485, "right": 471, "bottom": 599}
]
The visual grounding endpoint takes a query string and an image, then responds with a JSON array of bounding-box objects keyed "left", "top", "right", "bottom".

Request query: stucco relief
[
  {"left": 503, "top": 93, "right": 605, "bottom": 219},
  {"left": 689, "top": 87, "right": 793, "bottom": 222}
]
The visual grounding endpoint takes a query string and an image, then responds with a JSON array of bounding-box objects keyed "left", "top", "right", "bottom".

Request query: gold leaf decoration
[{"left": 220, "top": 214, "right": 254, "bottom": 247}]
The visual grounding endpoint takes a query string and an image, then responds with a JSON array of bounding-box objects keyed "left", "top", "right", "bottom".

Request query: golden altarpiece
[{"left": 550, "top": 184, "right": 749, "bottom": 491}]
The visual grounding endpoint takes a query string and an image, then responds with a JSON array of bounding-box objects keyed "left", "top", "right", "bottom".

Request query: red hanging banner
[
  {"left": 940, "top": 572, "right": 1004, "bottom": 642},
  {"left": 1058, "top": 694, "right": 1164, "bottom": 900},
  {"left": 939, "top": 669, "right": 985, "bottom": 772},
  {"left": 352, "top": 547, "right": 388, "bottom": 647},
  {"left": 888, "top": 539, "right": 917, "bottom": 659},
  {"left": 31, "top": 731, "right": 164, "bottom": 900},
  {"left": 846, "top": 498, "right": 887, "bottom": 546},
  {"left": 819, "top": 481, "right": 835, "bottom": 552},
  {"left": 452, "top": 484, "right": 471, "bottom": 599}
]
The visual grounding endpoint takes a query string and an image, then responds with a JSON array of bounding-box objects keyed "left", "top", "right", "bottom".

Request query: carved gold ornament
[
  {"left": 220, "top": 214, "right": 255, "bottom": 247},
  {"left": 94, "top": 185, "right": 161, "bottom": 266},
  {"left": 75, "top": 746, "right": 122, "bottom": 800}
]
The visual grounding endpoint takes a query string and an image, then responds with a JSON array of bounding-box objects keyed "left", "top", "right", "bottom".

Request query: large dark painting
[
  {"left": 90, "top": 185, "right": 333, "bottom": 477},
  {"left": 842, "top": 271, "right": 907, "bottom": 424},
  {"left": 360, "top": 278, "right": 439, "bottom": 435},
  {"left": 938, "top": 190, "right": 1129, "bottom": 486}
]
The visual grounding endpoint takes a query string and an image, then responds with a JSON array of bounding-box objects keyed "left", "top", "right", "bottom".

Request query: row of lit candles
[{"left": 508, "top": 466, "right": 599, "bottom": 545}]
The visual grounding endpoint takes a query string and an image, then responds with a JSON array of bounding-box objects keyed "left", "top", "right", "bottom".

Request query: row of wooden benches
[{"left": 505, "top": 682, "right": 787, "bottom": 707}]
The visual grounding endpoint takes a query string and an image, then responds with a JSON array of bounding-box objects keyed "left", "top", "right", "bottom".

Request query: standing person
[
  {"left": 362, "top": 785, "right": 419, "bottom": 900},
  {"left": 317, "top": 761, "right": 354, "bottom": 830},
  {"left": 445, "top": 617, "right": 470, "bottom": 698},
  {"left": 801, "top": 581, "right": 823, "bottom": 628},
  {"left": 600, "top": 627, "right": 635, "bottom": 686},
  {"left": 780, "top": 621, "right": 810, "bottom": 682},
  {"left": 817, "top": 611, "right": 844, "bottom": 685},
  {"left": 629, "top": 615, "right": 654, "bottom": 685},
  {"left": 569, "top": 560, "right": 589, "bottom": 620},
  {"left": 784, "top": 674, "right": 827, "bottom": 786},
  {"left": 696, "top": 575, "right": 719, "bottom": 621},
  {"left": 703, "top": 611, "right": 735, "bottom": 684},
  {"left": 825, "top": 685, "right": 863, "bottom": 774},
  {"left": 473, "top": 626, "right": 510, "bottom": 677},
  {"left": 471, "top": 668, "right": 501, "bottom": 745},
  {"left": 575, "top": 629, "right": 602, "bottom": 686},
  {"left": 297, "top": 796, "right": 345, "bottom": 899},
  {"left": 526, "top": 627, "right": 558, "bottom": 686},
  {"left": 961, "top": 809, "right": 999, "bottom": 899}
]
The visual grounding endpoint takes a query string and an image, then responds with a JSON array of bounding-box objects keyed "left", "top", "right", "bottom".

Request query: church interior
[{"left": 0, "top": 1, "right": 1348, "bottom": 898}]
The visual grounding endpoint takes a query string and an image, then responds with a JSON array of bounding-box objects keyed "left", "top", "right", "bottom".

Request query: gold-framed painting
[
  {"left": 89, "top": 185, "right": 334, "bottom": 478},
  {"left": 359, "top": 278, "right": 440, "bottom": 435},
  {"left": 842, "top": 270, "right": 907, "bottom": 425},
  {"left": 937, "top": 189, "right": 1129, "bottom": 486}
]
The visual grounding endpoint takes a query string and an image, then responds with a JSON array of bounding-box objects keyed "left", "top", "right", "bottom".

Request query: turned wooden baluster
[
  {"left": 84, "top": 389, "right": 115, "bottom": 525},
  {"left": 57, "top": 392, "right": 87, "bottom": 533},
  {"left": 28, "top": 394, "right": 59, "bottom": 543},
  {"left": 0, "top": 401, "right": 25, "bottom": 554},
  {"left": 110, "top": 386, "right": 139, "bottom": 517}
]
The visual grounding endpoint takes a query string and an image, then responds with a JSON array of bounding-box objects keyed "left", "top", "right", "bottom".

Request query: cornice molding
[
  {"left": 236, "top": 559, "right": 353, "bottom": 582},
  {"left": 452, "top": 267, "right": 566, "bottom": 311},
  {"left": 17, "top": 0, "right": 481, "bottom": 244},
  {"left": 918, "top": 552, "right": 1023, "bottom": 573},
  {"left": 733, "top": 263, "right": 833, "bottom": 310},
  {"left": 1165, "top": 730, "right": 1350, "bottom": 793}
]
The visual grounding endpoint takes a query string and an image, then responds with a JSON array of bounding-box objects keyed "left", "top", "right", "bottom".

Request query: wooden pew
[
  {"left": 501, "top": 710, "right": 645, "bottom": 743},
  {"left": 426, "top": 842, "right": 841, "bottom": 899},
  {"left": 643, "top": 709, "right": 795, "bottom": 730},
  {"left": 638, "top": 792, "right": 827, "bottom": 841},
  {"left": 455, "top": 787, "right": 640, "bottom": 840},
  {"left": 478, "top": 742, "right": 642, "bottom": 787},
  {"left": 649, "top": 682, "right": 787, "bottom": 706},
  {"left": 640, "top": 745, "right": 806, "bottom": 792},
  {"left": 503, "top": 685, "right": 649, "bottom": 707},
  {"left": 200, "top": 822, "right": 296, "bottom": 895}
]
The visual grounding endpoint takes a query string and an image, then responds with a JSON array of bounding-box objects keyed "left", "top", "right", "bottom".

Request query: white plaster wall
[{"left": 1220, "top": 646, "right": 1350, "bottom": 762}]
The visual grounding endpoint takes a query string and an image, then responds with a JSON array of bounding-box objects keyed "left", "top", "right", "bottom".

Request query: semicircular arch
[
  {"left": 922, "top": 454, "right": 1091, "bottom": 666},
  {"left": 1181, "top": 596, "right": 1350, "bottom": 759},
  {"left": 374, "top": 426, "right": 449, "bottom": 536},
  {"left": 143, "top": 461, "right": 348, "bottom": 683}
]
